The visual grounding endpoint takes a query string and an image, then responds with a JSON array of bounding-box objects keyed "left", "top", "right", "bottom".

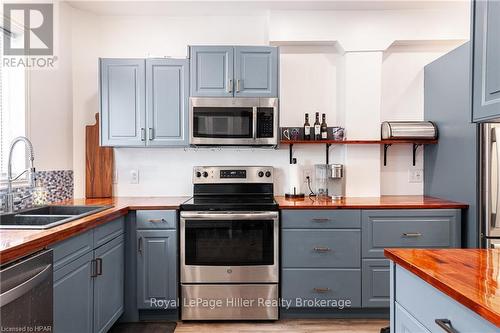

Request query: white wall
[
  {"left": 28, "top": 2, "right": 73, "bottom": 171},
  {"left": 56, "top": 3, "right": 470, "bottom": 197}
]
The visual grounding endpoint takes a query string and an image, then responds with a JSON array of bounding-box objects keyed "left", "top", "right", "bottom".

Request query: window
[{"left": 0, "top": 28, "right": 28, "bottom": 184}]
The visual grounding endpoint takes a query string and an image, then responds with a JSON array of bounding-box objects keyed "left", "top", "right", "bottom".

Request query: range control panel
[{"left": 193, "top": 166, "right": 274, "bottom": 184}]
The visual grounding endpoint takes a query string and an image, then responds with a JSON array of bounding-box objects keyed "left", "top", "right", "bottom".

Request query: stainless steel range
[{"left": 180, "top": 166, "right": 279, "bottom": 320}]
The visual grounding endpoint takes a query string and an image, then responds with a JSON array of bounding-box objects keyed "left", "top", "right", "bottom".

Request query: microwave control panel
[{"left": 257, "top": 108, "right": 274, "bottom": 138}]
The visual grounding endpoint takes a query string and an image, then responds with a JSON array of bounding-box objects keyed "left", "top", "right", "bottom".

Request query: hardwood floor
[{"left": 174, "top": 319, "right": 388, "bottom": 333}]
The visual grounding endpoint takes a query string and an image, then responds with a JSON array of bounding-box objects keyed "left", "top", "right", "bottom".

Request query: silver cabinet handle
[
  {"left": 138, "top": 237, "right": 143, "bottom": 254},
  {"left": 148, "top": 218, "right": 166, "bottom": 223},
  {"left": 313, "top": 287, "right": 331, "bottom": 293},
  {"left": 313, "top": 247, "right": 332, "bottom": 252},
  {"left": 402, "top": 232, "right": 423, "bottom": 238},
  {"left": 227, "top": 79, "right": 233, "bottom": 93},
  {"left": 236, "top": 79, "right": 242, "bottom": 93},
  {"left": 312, "top": 218, "right": 332, "bottom": 223},
  {"left": 148, "top": 128, "right": 154, "bottom": 141},
  {"left": 140, "top": 128, "right": 146, "bottom": 141},
  {"left": 435, "top": 319, "right": 460, "bottom": 333},
  {"left": 493, "top": 127, "right": 500, "bottom": 229},
  {"left": 0, "top": 264, "right": 52, "bottom": 307}
]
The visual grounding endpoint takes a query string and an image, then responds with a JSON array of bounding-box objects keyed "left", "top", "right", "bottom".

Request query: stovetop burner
[{"left": 181, "top": 166, "right": 278, "bottom": 211}]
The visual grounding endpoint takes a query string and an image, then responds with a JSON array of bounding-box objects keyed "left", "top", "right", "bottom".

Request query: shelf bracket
[
  {"left": 383, "top": 144, "right": 392, "bottom": 166},
  {"left": 326, "top": 143, "right": 332, "bottom": 164},
  {"left": 412, "top": 143, "right": 422, "bottom": 166},
  {"left": 289, "top": 144, "right": 294, "bottom": 164}
]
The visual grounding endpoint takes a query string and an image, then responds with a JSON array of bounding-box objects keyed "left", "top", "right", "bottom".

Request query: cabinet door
[
  {"left": 190, "top": 46, "right": 234, "bottom": 97},
  {"left": 473, "top": 0, "right": 500, "bottom": 122},
  {"left": 53, "top": 252, "right": 93, "bottom": 333},
  {"left": 100, "top": 59, "right": 146, "bottom": 146},
  {"left": 93, "top": 235, "right": 125, "bottom": 333},
  {"left": 146, "top": 59, "right": 189, "bottom": 146},
  {"left": 234, "top": 46, "right": 278, "bottom": 97},
  {"left": 137, "top": 230, "right": 177, "bottom": 309},
  {"left": 362, "top": 259, "right": 390, "bottom": 308},
  {"left": 395, "top": 303, "right": 431, "bottom": 333}
]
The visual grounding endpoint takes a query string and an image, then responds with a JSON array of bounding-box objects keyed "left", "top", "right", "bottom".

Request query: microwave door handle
[
  {"left": 252, "top": 107, "right": 257, "bottom": 140},
  {"left": 493, "top": 127, "right": 500, "bottom": 230}
]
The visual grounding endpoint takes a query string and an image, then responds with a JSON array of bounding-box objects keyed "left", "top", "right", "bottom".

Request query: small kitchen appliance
[
  {"left": 328, "top": 164, "right": 345, "bottom": 200},
  {"left": 180, "top": 166, "right": 279, "bottom": 320}
]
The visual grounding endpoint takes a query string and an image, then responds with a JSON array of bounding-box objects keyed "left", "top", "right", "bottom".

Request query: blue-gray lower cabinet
[
  {"left": 136, "top": 230, "right": 177, "bottom": 309},
  {"left": 394, "top": 303, "right": 430, "bottom": 333},
  {"left": 93, "top": 235, "right": 125, "bottom": 333},
  {"left": 53, "top": 252, "right": 94, "bottom": 333},
  {"left": 361, "top": 259, "right": 390, "bottom": 308},
  {"left": 52, "top": 218, "right": 125, "bottom": 333}
]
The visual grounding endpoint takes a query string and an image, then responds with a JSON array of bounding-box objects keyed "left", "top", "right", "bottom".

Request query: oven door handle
[{"left": 181, "top": 211, "right": 279, "bottom": 220}]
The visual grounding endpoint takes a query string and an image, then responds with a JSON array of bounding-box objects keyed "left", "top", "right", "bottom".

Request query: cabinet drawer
[
  {"left": 94, "top": 217, "right": 125, "bottom": 248},
  {"left": 282, "top": 230, "right": 360, "bottom": 268},
  {"left": 51, "top": 229, "right": 93, "bottom": 271},
  {"left": 136, "top": 210, "right": 176, "bottom": 229},
  {"left": 362, "top": 210, "right": 460, "bottom": 258},
  {"left": 282, "top": 269, "right": 361, "bottom": 308},
  {"left": 395, "top": 266, "right": 498, "bottom": 333},
  {"left": 395, "top": 302, "right": 430, "bottom": 333},
  {"left": 282, "top": 210, "right": 360, "bottom": 229},
  {"left": 361, "top": 259, "right": 390, "bottom": 308}
]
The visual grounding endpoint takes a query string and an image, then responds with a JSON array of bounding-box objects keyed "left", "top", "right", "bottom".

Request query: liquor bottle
[
  {"left": 303, "top": 113, "right": 311, "bottom": 140},
  {"left": 314, "top": 112, "right": 321, "bottom": 140},
  {"left": 321, "top": 113, "right": 328, "bottom": 140}
]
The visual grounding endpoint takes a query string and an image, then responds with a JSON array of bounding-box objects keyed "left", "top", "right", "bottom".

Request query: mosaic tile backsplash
[{"left": 0, "top": 170, "right": 74, "bottom": 211}]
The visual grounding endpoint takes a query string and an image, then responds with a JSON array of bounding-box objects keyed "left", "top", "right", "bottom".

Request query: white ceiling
[{"left": 66, "top": 0, "right": 470, "bottom": 16}]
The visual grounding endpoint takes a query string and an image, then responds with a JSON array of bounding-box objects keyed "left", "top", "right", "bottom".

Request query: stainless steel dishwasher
[{"left": 0, "top": 249, "right": 53, "bottom": 332}]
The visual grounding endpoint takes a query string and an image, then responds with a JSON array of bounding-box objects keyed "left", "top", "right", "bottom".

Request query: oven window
[
  {"left": 184, "top": 220, "right": 274, "bottom": 266},
  {"left": 193, "top": 107, "right": 253, "bottom": 138}
]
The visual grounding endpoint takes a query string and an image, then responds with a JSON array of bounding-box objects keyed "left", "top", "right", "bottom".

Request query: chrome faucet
[{"left": 3, "top": 136, "right": 36, "bottom": 213}]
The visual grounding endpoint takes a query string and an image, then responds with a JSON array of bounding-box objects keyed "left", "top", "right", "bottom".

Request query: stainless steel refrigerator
[{"left": 424, "top": 42, "right": 499, "bottom": 249}]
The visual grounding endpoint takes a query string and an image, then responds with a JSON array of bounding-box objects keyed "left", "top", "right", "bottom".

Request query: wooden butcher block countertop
[
  {"left": 275, "top": 195, "right": 468, "bottom": 209},
  {"left": 0, "top": 197, "right": 189, "bottom": 265},
  {"left": 385, "top": 248, "right": 500, "bottom": 327}
]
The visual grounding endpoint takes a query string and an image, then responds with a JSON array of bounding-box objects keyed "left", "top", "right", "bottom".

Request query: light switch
[{"left": 408, "top": 169, "right": 423, "bottom": 183}]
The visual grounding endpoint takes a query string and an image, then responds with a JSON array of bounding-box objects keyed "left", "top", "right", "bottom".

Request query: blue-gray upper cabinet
[
  {"left": 234, "top": 47, "right": 278, "bottom": 97},
  {"left": 472, "top": 0, "right": 500, "bottom": 122},
  {"left": 136, "top": 229, "right": 177, "bottom": 309},
  {"left": 146, "top": 59, "right": 189, "bottom": 146},
  {"left": 100, "top": 59, "right": 146, "bottom": 146},
  {"left": 93, "top": 235, "right": 125, "bottom": 333},
  {"left": 190, "top": 46, "right": 234, "bottom": 97}
]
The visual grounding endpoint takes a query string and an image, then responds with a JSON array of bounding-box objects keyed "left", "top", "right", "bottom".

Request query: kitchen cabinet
[
  {"left": 190, "top": 45, "right": 278, "bottom": 97},
  {"left": 361, "top": 259, "right": 390, "bottom": 308},
  {"left": 100, "top": 58, "right": 189, "bottom": 147},
  {"left": 146, "top": 59, "right": 189, "bottom": 146},
  {"left": 472, "top": 0, "right": 500, "bottom": 122},
  {"left": 53, "top": 252, "right": 94, "bottom": 333},
  {"left": 51, "top": 217, "right": 125, "bottom": 333},
  {"left": 392, "top": 264, "right": 498, "bottom": 333},
  {"left": 93, "top": 235, "right": 125, "bottom": 333},
  {"left": 100, "top": 59, "right": 146, "bottom": 147},
  {"left": 136, "top": 230, "right": 177, "bottom": 309},
  {"left": 136, "top": 210, "right": 178, "bottom": 310}
]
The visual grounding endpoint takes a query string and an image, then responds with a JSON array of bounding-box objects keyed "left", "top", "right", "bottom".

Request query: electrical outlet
[
  {"left": 130, "top": 169, "right": 139, "bottom": 184},
  {"left": 302, "top": 168, "right": 313, "bottom": 184},
  {"left": 408, "top": 169, "right": 423, "bottom": 183}
]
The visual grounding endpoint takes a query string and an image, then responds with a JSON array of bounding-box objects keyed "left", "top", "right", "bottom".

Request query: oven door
[
  {"left": 190, "top": 97, "right": 278, "bottom": 146},
  {"left": 180, "top": 211, "right": 279, "bottom": 283}
]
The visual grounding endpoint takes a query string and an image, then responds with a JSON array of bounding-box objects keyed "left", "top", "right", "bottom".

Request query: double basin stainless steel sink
[{"left": 0, "top": 205, "right": 112, "bottom": 230}]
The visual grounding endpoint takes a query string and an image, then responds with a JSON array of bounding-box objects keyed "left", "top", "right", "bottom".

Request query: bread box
[{"left": 381, "top": 121, "right": 437, "bottom": 140}]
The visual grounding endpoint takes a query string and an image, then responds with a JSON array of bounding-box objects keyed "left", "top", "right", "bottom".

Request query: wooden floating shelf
[
  {"left": 280, "top": 139, "right": 438, "bottom": 166},
  {"left": 280, "top": 139, "right": 438, "bottom": 145}
]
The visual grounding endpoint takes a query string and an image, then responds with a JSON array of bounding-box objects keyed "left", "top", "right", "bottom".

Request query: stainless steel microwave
[{"left": 190, "top": 97, "right": 278, "bottom": 146}]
